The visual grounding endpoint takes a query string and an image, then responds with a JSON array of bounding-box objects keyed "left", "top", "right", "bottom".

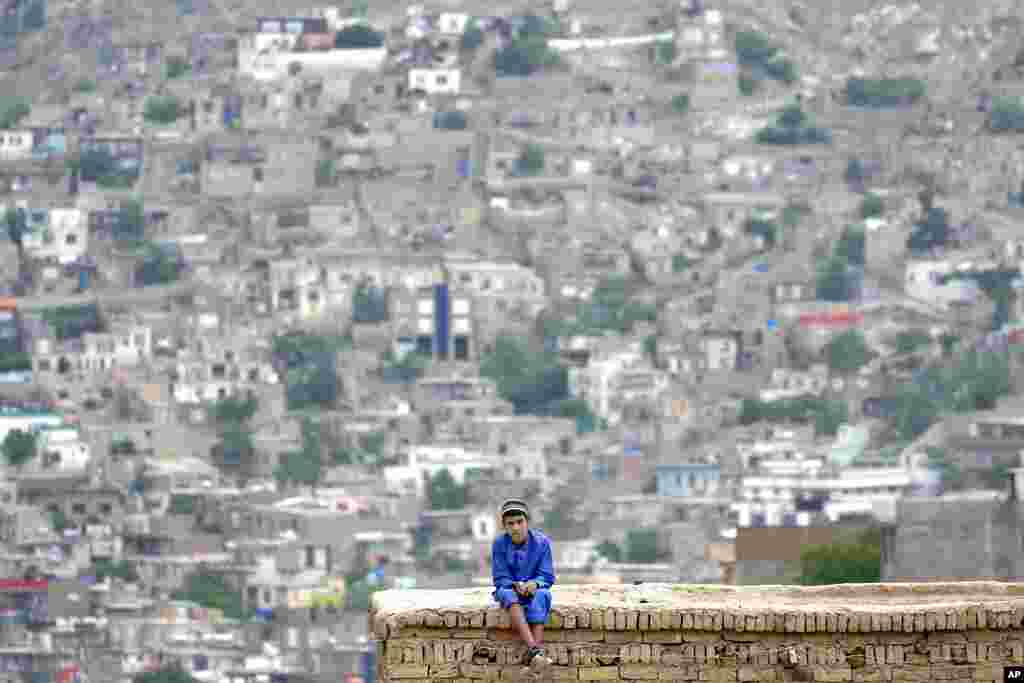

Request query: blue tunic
[{"left": 491, "top": 529, "right": 556, "bottom": 624}]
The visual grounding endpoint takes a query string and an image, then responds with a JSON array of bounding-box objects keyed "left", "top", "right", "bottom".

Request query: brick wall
[{"left": 371, "top": 582, "right": 1024, "bottom": 682}]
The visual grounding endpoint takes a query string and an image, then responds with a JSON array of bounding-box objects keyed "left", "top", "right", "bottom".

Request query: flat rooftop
[{"left": 371, "top": 582, "right": 1024, "bottom": 637}]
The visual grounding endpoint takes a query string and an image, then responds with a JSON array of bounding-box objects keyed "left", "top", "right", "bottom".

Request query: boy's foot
[{"left": 527, "top": 647, "right": 552, "bottom": 669}]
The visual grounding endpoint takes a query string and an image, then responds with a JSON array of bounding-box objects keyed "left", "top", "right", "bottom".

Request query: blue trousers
[{"left": 494, "top": 587, "right": 552, "bottom": 624}]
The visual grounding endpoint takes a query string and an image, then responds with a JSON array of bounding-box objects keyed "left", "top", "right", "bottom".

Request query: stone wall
[{"left": 371, "top": 582, "right": 1024, "bottom": 682}]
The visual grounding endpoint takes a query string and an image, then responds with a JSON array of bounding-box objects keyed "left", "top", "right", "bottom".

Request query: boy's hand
[
  {"left": 513, "top": 581, "right": 526, "bottom": 595},
  {"left": 522, "top": 581, "right": 538, "bottom": 596}
]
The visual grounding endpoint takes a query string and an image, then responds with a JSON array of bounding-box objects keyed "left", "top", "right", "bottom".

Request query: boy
[{"left": 491, "top": 499, "right": 556, "bottom": 669}]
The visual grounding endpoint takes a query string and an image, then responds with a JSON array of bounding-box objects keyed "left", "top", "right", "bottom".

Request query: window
[
  {"left": 72, "top": 503, "right": 87, "bottom": 515},
  {"left": 65, "top": 233, "right": 78, "bottom": 245},
  {"left": 253, "top": 167, "right": 264, "bottom": 182},
  {"left": 436, "top": 75, "right": 448, "bottom": 86},
  {"left": 99, "top": 503, "right": 113, "bottom": 515}
]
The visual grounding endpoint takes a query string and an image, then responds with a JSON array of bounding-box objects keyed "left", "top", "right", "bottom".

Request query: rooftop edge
[{"left": 369, "top": 582, "right": 1024, "bottom": 639}]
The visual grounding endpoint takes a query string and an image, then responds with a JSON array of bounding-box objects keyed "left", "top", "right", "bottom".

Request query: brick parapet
[{"left": 371, "top": 582, "right": 1024, "bottom": 682}]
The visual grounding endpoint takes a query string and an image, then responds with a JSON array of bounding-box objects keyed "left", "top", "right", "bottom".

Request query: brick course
[{"left": 372, "top": 582, "right": 1024, "bottom": 682}]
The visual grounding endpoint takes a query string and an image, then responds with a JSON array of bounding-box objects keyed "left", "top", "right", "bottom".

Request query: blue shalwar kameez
[{"left": 491, "top": 528, "right": 556, "bottom": 624}]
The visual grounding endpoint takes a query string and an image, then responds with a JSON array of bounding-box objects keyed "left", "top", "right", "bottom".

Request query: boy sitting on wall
[{"left": 491, "top": 498, "right": 556, "bottom": 669}]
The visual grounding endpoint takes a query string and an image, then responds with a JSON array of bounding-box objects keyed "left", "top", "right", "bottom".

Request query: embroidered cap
[{"left": 500, "top": 498, "right": 530, "bottom": 519}]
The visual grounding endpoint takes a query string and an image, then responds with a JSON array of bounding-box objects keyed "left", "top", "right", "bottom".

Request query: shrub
[
  {"left": 845, "top": 77, "right": 925, "bottom": 107},
  {"left": 738, "top": 75, "right": 757, "bottom": 96},
  {"left": 144, "top": 95, "right": 181, "bottom": 124},
  {"left": 860, "top": 193, "right": 884, "bottom": 219},
  {"left": 671, "top": 93, "right": 690, "bottom": 114}
]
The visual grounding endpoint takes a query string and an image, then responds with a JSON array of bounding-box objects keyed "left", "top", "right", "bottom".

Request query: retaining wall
[{"left": 370, "top": 581, "right": 1024, "bottom": 682}]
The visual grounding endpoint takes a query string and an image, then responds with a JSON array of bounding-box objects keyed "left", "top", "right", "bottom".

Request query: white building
[
  {"left": 571, "top": 344, "right": 668, "bottom": 424},
  {"left": 237, "top": 34, "right": 387, "bottom": 81},
  {"left": 0, "top": 130, "right": 34, "bottom": 161},
  {"left": 382, "top": 445, "right": 494, "bottom": 498},
  {"left": 0, "top": 410, "right": 62, "bottom": 443},
  {"left": 35, "top": 426, "right": 90, "bottom": 472},
  {"left": 438, "top": 12, "right": 470, "bottom": 35},
  {"left": 408, "top": 67, "right": 461, "bottom": 95},
  {"left": 10, "top": 208, "right": 88, "bottom": 266}
]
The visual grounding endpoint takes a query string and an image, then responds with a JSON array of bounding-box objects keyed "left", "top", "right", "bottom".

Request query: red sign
[
  {"left": 0, "top": 579, "right": 48, "bottom": 591},
  {"left": 1009, "top": 329, "right": 1024, "bottom": 346},
  {"left": 798, "top": 311, "right": 863, "bottom": 327}
]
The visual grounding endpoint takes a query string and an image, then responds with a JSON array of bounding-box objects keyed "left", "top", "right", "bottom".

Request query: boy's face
[{"left": 503, "top": 513, "right": 528, "bottom": 544}]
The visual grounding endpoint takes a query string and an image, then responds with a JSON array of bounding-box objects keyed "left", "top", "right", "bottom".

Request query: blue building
[{"left": 656, "top": 462, "right": 720, "bottom": 497}]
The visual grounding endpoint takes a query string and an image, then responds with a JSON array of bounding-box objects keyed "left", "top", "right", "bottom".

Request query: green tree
[
  {"left": 134, "top": 668, "right": 200, "bottom": 683},
  {"left": 209, "top": 395, "right": 259, "bottom": 424},
  {"left": 428, "top": 468, "right": 466, "bottom": 510},
  {"left": 92, "top": 558, "right": 138, "bottom": 582},
  {"left": 4, "top": 207, "right": 25, "bottom": 247},
  {"left": 894, "top": 330, "right": 932, "bottom": 354},
  {"left": 0, "top": 98, "right": 30, "bottom": 129},
  {"left": 169, "top": 494, "right": 196, "bottom": 515},
  {"left": 816, "top": 256, "right": 855, "bottom": 302},
  {"left": 480, "top": 335, "right": 568, "bottom": 414},
  {"left": 144, "top": 95, "right": 181, "bottom": 125},
  {"left": 174, "top": 571, "right": 248, "bottom": 620},
  {"left": 824, "top": 330, "right": 871, "bottom": 375},
  {"left": 554, "top": 398, "right": 598, "bottom": 434},
  {"left": 315, "top": 159, "right": 336, "bottom": 187},
  {"left": 518, "top": 143, "right": 545, "bottom": 176},
  {"left": 596, "top": 540, "right": 622, "bottom": 562},
  {"left": 625, "top": 529, "right": 660, "bottom": 564},
  {"left": 275, "top": 417, "right": 322, "bottom": 486},
  {"left": 834, "top": 225, "right": 865, "bottom": 267},
  {"left": 738, "top": 74, "right": 757, "bottom": 96},
  {"left": 2, "top": 429, "right": 36, "bottom": 467},
  {"left": 671, "top": 94, "right": 690, "bottom": 114},
  {"left": 115, "top": 198, "right": 145, "bottom": 243},
  {"left": 73, "top": 78, "right": 96, "bottom": 93},
  {"left": 799, "top": 532, "right": 881, "bottom": 585},
  {"left": 164, "top": 56, "right": 190, "bottom": 79},
  {"left": 654, "top": 39, "right": 676, "bottom": 65},
  {"left": 860, "top": 193, "right": 884, "bottom": 219},
  {"left": 50, "top": 509, "right": 68, "bottom": 533}
]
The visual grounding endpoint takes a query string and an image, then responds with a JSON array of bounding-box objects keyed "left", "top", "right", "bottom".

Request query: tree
[
  {"left": 209, "top": 395, "right": 259, "bottom": 424},
  {"left": 144, "top": 96, "right": 181, "bottom": 125},
  {"left": 860, "top": 193, "right": 884, "bottom": 219},
  {"left": 554, "top": 398, "right": 598, "bottom": 434},
  {"left": 738, "top": 75, "right": 757, "bottom": 96},
  {"left": 517, "top": 143, "right": 545, "bottom": 176},
  {"left": 92, "top": 558, "right": 138, "bottom": 582},
  {"left": 625, "top": 529, "right": 660, "bottom": 564},
  {"left": 275, "top": 417, "right": 322, "bottom": 486},
  {"left": 4, "top": 207, "right": 25, "bottom": 248},
  {"left": 428, "top": 468, "right": 466, "bottom": 510},
  {"left": 799, "top": 531, "right": 881, "bottom": 585},
  {"left": 655, "top": 40, "right": 676, "bottom": 65},
  {"left": 834, "top": 225, "right": 865, "bottom": 267},
  {"left": 925, "top": 446, "right": 962, "bottom": 492},
  {"left": 894, "top": 330, "right": 931, "bottom": 354},
  {"left": 346, "top": 578, "right": 382, "bottom": 610},
  {"left": 671, "top": 94, "right": 690, "bottom": 114},
  {"left": 135, "top": 243, "right": 183, "bottom": 286},
  {"left": 480, "top": 336, "right": 568, "bottom": 414},
  {"left": 175, "top": 572, "right": 248, "bottom": 620},
  {"left": 596, "top": 540, "right": 622, "bottom": 562},
  {"left": 2, "top": 429, "right": 36, "bottom": 467},
  {"left": 164, "top": 56, "right": 190, "bottom": 79},
  {"left": 134, "top": 668, "right": 200, "bottom": 683},
  {"left": 0, "top": 98, "right": 30, "bottom": 129},
  {"left": 115, "top": 198, "right": 145, "bottom": 243},
  {"left": 825, "top": 330, "right": 871, "bottom": 375},
  {"left": 816, "top": 256, "right": 855, "bottom": 302}
]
